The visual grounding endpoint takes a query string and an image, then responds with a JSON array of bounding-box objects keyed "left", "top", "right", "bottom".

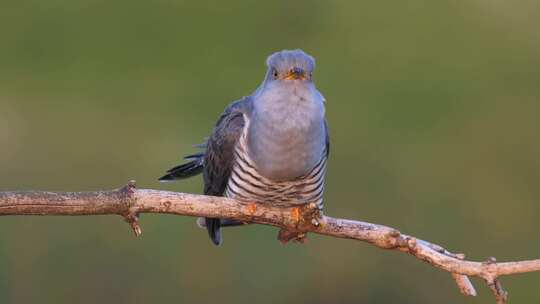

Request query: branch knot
[{"left": 119, "top": 180, "right": 141, "bottom": 237}]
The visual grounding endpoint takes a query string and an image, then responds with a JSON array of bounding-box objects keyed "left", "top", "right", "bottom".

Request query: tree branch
[{"left": 1, "top": 181, "right": 539, "bottom": 303}]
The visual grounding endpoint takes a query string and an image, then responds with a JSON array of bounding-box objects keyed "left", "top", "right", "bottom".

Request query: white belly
[{"left": 225, "top": 128, "right": 326, "bottom": 208}]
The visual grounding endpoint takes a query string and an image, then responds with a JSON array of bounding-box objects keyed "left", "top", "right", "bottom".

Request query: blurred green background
[{"left": 1, "top": 0, "right": 539, "bottom": 303}]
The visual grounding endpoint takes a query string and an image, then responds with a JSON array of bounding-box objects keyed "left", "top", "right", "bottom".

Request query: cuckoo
[{"left": 159, "top": 49, "right": 329, "bottom": 245}]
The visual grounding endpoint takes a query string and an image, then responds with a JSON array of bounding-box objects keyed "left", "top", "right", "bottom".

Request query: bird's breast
[
  {"left": 225, "top": 125, "right": 327, "bottom": 208},
  {"left": 246, "top": 102, "right": 326, "bottom": 181}
]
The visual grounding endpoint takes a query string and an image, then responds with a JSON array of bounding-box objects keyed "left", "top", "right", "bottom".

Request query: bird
[{"left": 159, "top": 49, "right": 329, "bottom": 246}]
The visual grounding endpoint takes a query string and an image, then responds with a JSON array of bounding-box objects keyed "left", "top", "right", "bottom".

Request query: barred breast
[{"left": 224, "top": 118, "right": 327, "bottom": 209}]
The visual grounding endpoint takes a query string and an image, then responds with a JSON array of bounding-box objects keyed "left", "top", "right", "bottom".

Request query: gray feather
[
  {"left": 159, "top": 49, "right": 329, "bottom": 246},
  {"left": 201, "top": 97, "right": 252, "bottom": 245}
]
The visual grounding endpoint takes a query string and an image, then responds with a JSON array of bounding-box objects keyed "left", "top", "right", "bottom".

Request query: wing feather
[{"left": 157, "top": 96, "right": 252, "bottom": 245}]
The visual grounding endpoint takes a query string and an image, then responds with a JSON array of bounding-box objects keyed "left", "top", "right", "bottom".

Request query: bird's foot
[{"left": 277, "top": 228, "right": 308, "bottom": 244}]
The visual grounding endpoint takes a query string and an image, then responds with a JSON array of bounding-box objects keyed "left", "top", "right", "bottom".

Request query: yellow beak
[{"left": 284, "top": 67, "right": 306, "bottom": 80}]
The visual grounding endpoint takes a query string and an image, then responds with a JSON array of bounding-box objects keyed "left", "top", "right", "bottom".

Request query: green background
[{"left": 1, "top": 1, "right": 539, "bottom": 303}]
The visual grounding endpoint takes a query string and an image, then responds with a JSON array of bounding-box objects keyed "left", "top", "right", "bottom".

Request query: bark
[{"left": 1, "top": 181, "right": 538, "bottom": 303}]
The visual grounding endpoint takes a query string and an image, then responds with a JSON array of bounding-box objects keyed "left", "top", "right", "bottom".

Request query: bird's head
[{"left": 264, "top": 49, "right": 315, "bottom": 83}]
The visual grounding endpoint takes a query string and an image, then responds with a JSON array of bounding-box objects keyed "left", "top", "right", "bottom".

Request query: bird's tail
[
  {"left": 205, "top": 218, "right": 222, "bottom": 246},
  {"left": 158, "top": 153, "right": 204, "bottom": 181},
  {"left": 196, "top": 218, "right": 248, "bottom": 245}
]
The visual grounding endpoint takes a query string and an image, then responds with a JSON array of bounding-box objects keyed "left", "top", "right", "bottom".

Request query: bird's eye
[{"left": 273, "top": 69, "right": 278, "bottom": 79}]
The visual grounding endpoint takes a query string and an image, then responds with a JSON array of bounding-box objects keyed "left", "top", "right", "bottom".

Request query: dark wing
[
  {"left": 324, "top": 119, "right": 330, "bottom": 157},
  {"left": 202, "top": 100, "right": 249, "bottom": 196},
  {"left": 158, "top": 97, "right": 251, "bottom": 245},
  {"left": 158, "top": 98, "right": 251, "bottom": 184},
  {"left": 202, "top": 98, "right": 251, "bottom": 245}
]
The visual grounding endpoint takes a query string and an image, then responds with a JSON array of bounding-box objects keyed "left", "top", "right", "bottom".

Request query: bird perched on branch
[{"left": 160, "top": 49, "right": 329, "bottom": 245}]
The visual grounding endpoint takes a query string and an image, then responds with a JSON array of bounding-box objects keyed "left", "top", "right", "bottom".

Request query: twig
[{"left": 1, "top": 181, "right": 539, "bottom": 303}]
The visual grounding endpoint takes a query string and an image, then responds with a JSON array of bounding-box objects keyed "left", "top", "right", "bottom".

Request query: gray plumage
[{"left": 160, "top": 49, "right": 329, "bottom": 246}]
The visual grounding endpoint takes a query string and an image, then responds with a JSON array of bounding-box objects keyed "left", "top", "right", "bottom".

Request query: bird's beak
[{"left": 284, "top": 67, "right": 306, "bottom": 80}]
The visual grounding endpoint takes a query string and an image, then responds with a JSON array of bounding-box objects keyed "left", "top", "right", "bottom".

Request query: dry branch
[{"left": 1, "top": 181, "right": 539, "bottom": 303}]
